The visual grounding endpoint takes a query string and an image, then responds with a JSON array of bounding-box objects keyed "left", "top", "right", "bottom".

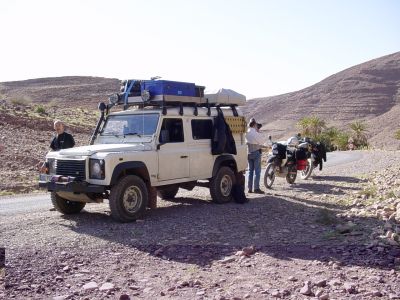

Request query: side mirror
[{"left": 98, "top": 102, "right": 106, "bottom": 112}]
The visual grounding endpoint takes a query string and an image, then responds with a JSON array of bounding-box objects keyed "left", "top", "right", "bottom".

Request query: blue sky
[{"left": 0, "top": 0, "right": 399, "bottom": 99}]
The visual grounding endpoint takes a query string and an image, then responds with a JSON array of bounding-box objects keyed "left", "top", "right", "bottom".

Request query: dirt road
[{"left": 1, "top": 150, "right": 400, "bottom": 300}]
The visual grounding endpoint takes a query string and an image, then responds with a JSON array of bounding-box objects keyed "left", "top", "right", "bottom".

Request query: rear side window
[{"left": 191, "top": 119, "right": 212, "bottom": 140}]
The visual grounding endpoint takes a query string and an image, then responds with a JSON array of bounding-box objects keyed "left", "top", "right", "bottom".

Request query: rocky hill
[
  {"left": 0, "top": 54, "right": 399, "bottom": 193},
  {"left": 241, "top": 51, "right": 400, "bottom": 149},
  {"left": 0, "top": 76, "right": 120, "bottom": 108}
]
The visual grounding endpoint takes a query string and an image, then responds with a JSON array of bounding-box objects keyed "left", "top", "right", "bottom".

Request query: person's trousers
[{"left": 248, "top": 150, "right": 261, "bottom": 190}]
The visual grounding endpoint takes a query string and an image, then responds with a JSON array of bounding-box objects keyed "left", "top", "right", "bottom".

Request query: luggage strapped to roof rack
[{"left": 107, "top": 79, "right": 246, "bottom": 117}]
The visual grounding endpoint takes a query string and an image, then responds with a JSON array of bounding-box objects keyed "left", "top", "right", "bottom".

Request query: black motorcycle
[
  {"left": 298, "top": 138, "right": 327, "bottom": 180},
  {"left": 264, "top": 138, "right": 308, "bottom": 188}
]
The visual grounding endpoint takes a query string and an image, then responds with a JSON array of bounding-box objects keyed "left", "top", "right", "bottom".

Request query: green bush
[
  {"left": 35, "top": 105, "right": 46, "bottom": 114},
  {"left": 349, "top": 120, "right": 368, "bottom": 147},
  {"left": 395, "top": 129, "right": 400, "bottom": 140}
]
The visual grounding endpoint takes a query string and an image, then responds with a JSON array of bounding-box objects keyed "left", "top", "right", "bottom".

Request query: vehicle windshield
[{"left": 100, "top": 113, "right": 159, "bottom": 137}]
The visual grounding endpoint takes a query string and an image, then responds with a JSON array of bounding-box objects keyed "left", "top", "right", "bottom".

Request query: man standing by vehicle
[
  {"left": 246, "top": 118, "right": 265, "bottom": 194},
  {"left": 39, "top": 120, "right": 75, "bottom": 173},
  {"left": 50, "top": 120, "right": 75, "bottom": 151}
]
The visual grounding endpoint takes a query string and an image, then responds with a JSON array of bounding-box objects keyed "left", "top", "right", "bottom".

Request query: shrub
[
  {"left": 395, "top": 129, "right": 400, "bottom": 140},
  {"left": 334, "top": 132, "right": 350, "bottom": 151},
  {"left": 349, "top": 120, "right": 368, "bottom": 147},
  {"left": 35, "top": 105, "right": 46, "bottom": 114},
  {"left": 10, "top": 97, "right": 31, "bottom": 106}
]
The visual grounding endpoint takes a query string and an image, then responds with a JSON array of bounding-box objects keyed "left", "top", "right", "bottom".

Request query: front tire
[
  {"left": 286, "top": 171, "right": 297, "bottom": 184},
  {"left": 210, "top": 166, "right": 235, "bottom": 204},
  {"left": 51, "top": 192, "right": 86, "bottom": 214},
  {"left": 264, "top": 163, "right": 275, "bottom": 189},
  {"left": 109, "top": 175, "right": 148, "bottom": 222}
]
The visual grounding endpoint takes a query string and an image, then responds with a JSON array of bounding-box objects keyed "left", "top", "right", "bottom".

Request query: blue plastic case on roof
[
  {"left": 142, "top": 80, "right": 196, "bottom": 97},
  {"left": 122, "top": 80, "right": 197, "bottom": 98}
]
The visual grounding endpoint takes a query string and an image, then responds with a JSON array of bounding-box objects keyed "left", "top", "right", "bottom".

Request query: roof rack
[{"left": 107, "top": 79, "right": 245, "bottom": 116}]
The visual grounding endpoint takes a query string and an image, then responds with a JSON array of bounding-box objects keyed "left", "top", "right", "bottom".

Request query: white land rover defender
[{"left": 39, "top": 79, "right": 248, "bottom": 222}]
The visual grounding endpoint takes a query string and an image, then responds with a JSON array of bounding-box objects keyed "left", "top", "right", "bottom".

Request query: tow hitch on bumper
[{"left": 39, "top": 174, "right": 106, "bottom": 193}]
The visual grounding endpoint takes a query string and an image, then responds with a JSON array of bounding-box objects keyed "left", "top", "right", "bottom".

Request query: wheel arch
[
  {"left": 110, "top": 161, "right": 150, "bottom": 186},
  {"left": 212, "top": 155, "right": 238, "bottom": 177}
]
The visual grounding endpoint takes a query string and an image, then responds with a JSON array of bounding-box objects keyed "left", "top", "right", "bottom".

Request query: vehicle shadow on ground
[
  {"left": 60, "top": 191, "right": 398, "bottom": 271},
  {"left": 311, "top": 175, "right": 365, "bottom": 183},
  {"left": 286, "top": 182, "right": 359, "bottom": 196}
]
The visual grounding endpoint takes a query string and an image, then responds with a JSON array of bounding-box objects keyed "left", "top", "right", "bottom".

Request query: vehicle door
[
  {"left": 187, "top": 118, "right": 215, "bottom": 178},
  {"left": 157, "top": 117, "right": 190, "bottom": 180}
]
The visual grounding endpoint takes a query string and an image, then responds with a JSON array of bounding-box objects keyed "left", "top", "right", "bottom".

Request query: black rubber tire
[
  {"left": 300, "top": 158, "right": 313, "bottom": 180},
  {"left": 210, "top": 166, "right": 235, "bottom": 204},
  {"left": 286, "top": 171, "right": 297, "bottom": 184},
  {"left": 263, "top": 163, "right": 275, "bottom": 189},
  {"left": 157, "top": 185, "right": 179, "bottom": 200},
  {"left": 51, "top": 192, "right": 86, "bottom": 214},
  {"left": 109, "top": 175, "right": 148, "bottom": 222}
]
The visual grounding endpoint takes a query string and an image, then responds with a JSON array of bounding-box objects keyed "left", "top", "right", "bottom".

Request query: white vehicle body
[{"left": 40, "top": 105, "right": 247, "bottom": 222}]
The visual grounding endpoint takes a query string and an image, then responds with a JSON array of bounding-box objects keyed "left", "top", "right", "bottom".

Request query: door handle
[{"left": 180, "top": 155, "right": 188, "bottom": 158}]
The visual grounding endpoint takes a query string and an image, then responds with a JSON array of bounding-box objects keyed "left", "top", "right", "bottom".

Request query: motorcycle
[
  {"left": 263, "top": 136, "right": 309, "bottom": 188},
  {"left": 298, "top": 138, "right": 327, "bottom": 180}
]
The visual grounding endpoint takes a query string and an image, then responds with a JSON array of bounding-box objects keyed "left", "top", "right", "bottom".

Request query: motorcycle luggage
[
  {"left": 295, "top": 148, "right": 307, "bottom": 160},
  {"left": 272, "top": 143, "right": 286, "bottom": 159},
  {"left": 297, "top": 159, "right": 308, "bottom": 170}
]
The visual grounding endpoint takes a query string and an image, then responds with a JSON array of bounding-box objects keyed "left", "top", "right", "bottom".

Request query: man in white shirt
[{"left": 246, "top": 119, "right": 265, "bottom": 194}]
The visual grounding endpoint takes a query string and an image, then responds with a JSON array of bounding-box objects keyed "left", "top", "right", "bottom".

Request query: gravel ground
[{"left": 1, "top": 150, "right": 400, "bottom": 300}]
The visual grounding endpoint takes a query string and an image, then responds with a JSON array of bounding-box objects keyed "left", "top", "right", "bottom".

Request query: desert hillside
[
  {"left": 241, "top": 51, "right": 400, "bottom": 149},
  {"left": 0, "top": 53, "right": 400, "bottom": 193},
  {"left": 0, "top": 76, "right": 120, "bottom": 108}
]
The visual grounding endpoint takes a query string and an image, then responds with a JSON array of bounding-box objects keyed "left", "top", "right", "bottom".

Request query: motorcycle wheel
[
  {"left": 300, "top": 158, "right": 314, "bottom": 180},
  {"left": 264, "top": 163, "right": 275, "bottom": 189},
  {"left": 286, "top": 171, "right": 297, "bottom": 184}
]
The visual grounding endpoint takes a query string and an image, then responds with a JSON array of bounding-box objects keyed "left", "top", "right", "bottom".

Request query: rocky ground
[{"left": 1, "top": 150, "right": 399, "bottom": 299}]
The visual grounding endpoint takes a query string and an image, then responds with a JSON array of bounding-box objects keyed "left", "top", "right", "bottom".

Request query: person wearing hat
[{"left": 246, "top": 118, "right": 266, "bottom": 194}]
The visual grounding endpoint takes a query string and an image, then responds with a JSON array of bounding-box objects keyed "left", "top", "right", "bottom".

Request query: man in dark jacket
[{"left": 50, "top": 120, "right": 75, "bottom": 151}]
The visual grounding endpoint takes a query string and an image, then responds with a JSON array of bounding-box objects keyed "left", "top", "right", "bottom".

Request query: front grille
[{"left": 56, "top": 159, "right": 86, "bottom": 180}]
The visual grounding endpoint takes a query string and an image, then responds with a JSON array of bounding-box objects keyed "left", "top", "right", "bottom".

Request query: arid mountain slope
[
  {"left": 242, "top": 52, "right": 400, "bottom": 149},
  {"left": 0, "top": 51, "right": 399, "bottom": 158},
  {"left": 0, "top": 76, "right": 120, "bottom": 108}
]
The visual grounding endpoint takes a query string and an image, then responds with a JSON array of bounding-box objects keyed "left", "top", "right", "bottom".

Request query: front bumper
[{"left": 39, "top": 174, "right": 106, "bottom": 193}]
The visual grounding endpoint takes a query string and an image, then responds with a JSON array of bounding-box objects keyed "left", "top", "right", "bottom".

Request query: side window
[
  {"left": 159, "top": 118, "right": 184, "bottom": 143},
  {"left": 191, "top": 119, "right": 212, "bottom": 140}
]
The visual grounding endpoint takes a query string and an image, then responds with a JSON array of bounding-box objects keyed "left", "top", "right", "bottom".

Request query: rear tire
[
  {"left": 263, "top": 163, "right": 275, "bottom": 189},
  {"left": 300, "top": 158, "right": 313, "bottom": 180},
  {"left": 51, "top": 192, "right": 86, "bottom": 214},
  {"left": 109, "top": 175, "right": 148, "bottom": 222},
  {"left": 210, "top": 166, "right": 235, "bottom": 204},
  {"left": 157, "top": 185, "right": 179, "bottom": 200}
]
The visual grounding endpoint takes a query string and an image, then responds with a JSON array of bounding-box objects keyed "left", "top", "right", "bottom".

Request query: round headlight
[
  {"left": 92, "top": 162, "right": 101, "bottom": 175},
  {"left": 48, "top": 158, "right": 56, "bottom": 174}
]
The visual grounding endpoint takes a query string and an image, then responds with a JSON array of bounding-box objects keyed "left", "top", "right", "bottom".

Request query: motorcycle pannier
[
  {"left": 272, "top": 143, "right": 286, "bottom": 159},
  {"left": 297, "top": 159, "right": 308, "bottom": 170},
  {"left": 295, "top": 148, "right": 307, "bottom": 160}
]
